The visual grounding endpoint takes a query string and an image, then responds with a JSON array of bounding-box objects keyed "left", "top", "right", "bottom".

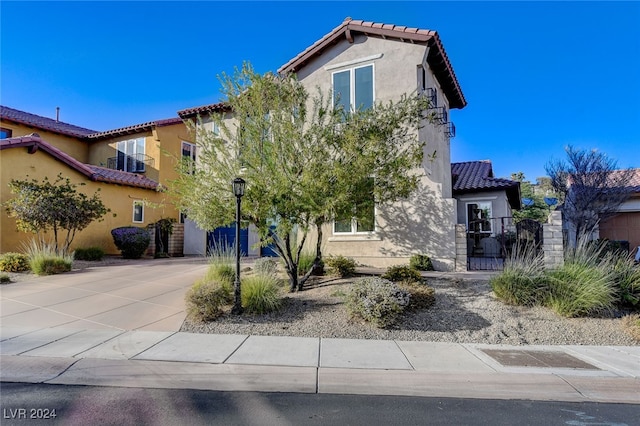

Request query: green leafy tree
[
  {"left": 545, "top": 146, "right": 634, "bottom": 246},
  {"left": 171, "top": 63, "right": 431, "bottom": 293},
  {"left": 510, "top": 172, "right": 549, "bottom": 223},
  {"left": 5, "top": 174, "right": 110, "bottom": 255}
]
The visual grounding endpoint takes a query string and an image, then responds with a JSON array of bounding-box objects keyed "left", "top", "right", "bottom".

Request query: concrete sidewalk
[
  {"left": 1, "top": 327, "right": 639, "bottom": 404},
  {"left": 1, "top": 258, "right": 638, "bottom": 404}
]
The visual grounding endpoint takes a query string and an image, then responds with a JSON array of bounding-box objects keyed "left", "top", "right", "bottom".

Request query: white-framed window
[
  {"left": 132, "top": 201, "right": 144, "bottom": 223},
  {"left": 333, "top": 178, "right": 376, "bottom": 234},
  {"left": 181, "top": 141, "right": 196, "bottom": 174},
  {"left": 332, "top": 63, "right": 374, "bottom": 115},
  {"left": 466, "top": 201, "right": 493, "bottom": 234},
  {"left": 116, "top": 137, "right": 146, "bottom": 172}
]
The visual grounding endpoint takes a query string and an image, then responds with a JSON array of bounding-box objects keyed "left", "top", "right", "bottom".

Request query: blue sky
[{"left": 1, "top": 1, "right": 639, "bottom": 181}]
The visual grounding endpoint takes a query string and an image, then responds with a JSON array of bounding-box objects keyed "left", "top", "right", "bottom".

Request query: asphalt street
[{"left": 1, "top": 383, "right": 639, "bottom": 426}]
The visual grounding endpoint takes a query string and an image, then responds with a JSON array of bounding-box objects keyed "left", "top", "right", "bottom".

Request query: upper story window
[
  {"left": 332, "top": 64, "right": 374, "bottom": 115},
  {"left": 181, "top": 141, "right": 196, "bottom": 174},
  {"left": 0, "top": 127, "right": 12, "bottom": 139},
  {"left": 116, "top": 137, "right": 146, "bottom": 173}
]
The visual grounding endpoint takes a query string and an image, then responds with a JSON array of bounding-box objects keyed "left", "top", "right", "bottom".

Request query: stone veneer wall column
[
  {"left": 543, "top": 210, "right": 564, "bottom": 269},
  {"left": 146, "top": 225, "right": 156, "bottom": 257},
  {"left": 454, "top": 224, "right": 468, "bottom": 272},
  {"left": 168, "top": 224, "right": 184, "bottom": 257}
]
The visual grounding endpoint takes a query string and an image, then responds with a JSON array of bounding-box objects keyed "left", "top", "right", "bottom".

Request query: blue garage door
[
  {"left": 207, "top": 224, "right": 248, "bottom": 256},
  {"left": 260, "top": 226, "right": 279, "bottom": 257}
]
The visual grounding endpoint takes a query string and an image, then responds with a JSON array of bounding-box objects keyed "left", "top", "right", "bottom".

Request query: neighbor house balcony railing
[{"left": 107, "top": 153, "right": 154, "bottom": 173}]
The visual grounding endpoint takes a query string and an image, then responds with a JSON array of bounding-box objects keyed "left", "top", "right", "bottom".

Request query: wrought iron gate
[{"left": 467, "top": 217, "right": 543, "bottom": 271}]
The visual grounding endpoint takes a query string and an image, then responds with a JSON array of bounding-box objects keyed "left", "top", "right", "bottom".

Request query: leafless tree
[{"left": 545, "top": 146, "right": 634, "bottom": 246}]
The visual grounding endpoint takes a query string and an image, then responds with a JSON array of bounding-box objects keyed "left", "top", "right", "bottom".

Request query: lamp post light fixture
[{"left": 231, "top": 177, "right": 246, "bottom": 315}]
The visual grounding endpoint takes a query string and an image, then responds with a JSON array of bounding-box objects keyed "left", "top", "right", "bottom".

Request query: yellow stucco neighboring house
[{"left": 0, "top": 106, "right": 188, "bottom": 255}]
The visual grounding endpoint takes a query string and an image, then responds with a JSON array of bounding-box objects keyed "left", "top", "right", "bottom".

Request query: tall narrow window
[
  {"left": 332, "top": 64, "right": 374, "bottom": 115},
  {"left": 181, "top": 141, "right": 196, "bottom": 174},
  {"left": 333, "top": 178, "right": 375, "bottom": 234},
  {"left": 133, "top": 201, "right": 144, "bottom": 223},
  {"left": 116, "top": 137, "right": 146, "bottom": 172}
]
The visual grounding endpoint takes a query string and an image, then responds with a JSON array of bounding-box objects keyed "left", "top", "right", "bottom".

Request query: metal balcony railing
[{"left": 107, "top": 153, "right": 154, "bottom": 173}]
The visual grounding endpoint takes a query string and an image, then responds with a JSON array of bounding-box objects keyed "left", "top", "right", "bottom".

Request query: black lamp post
[{"left": 231, "top": 177, "right": 246, "bottom": 315}]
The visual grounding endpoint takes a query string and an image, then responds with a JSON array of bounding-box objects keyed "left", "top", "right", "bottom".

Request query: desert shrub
[
  {"left": 382, "top": 265, "right": 422, "bottom": 284},
  {"left": 0, "top": 274, "right": 11, "bottom": 284},
  {"left": 73, "top": 247, "right": 105, "bottom": 261},
  {"left": 399, "top": 282, "right": 436, "bottom": 310},
  {"left": 612, "top": 257, "right": 640, "bottom": 309},
  {"left": 346, "top": 277, "right": 411, "bottom": 328},
  {"left": 621, "top": 314, "right": 640, "bottom": 341},
  {"left": 490, "top": 245, "right": 548, "bottom": 306},
  {"left": 254, "top": 257, "right": 279, "bottom": 277},
  {"left": 111, "top": 227, "right": 150, "bottom": 259},
  {"left": 22, "top": 240, "right": 73, "bottom": 276},
  {"left": 241, "top": 275, "right": 281, "bottom": 314},
  {"left": 325, "top": 255, "right": 356, "bottom": 277},
  {"left": 0, "top": 252, "right": 30, "bottom": 272},
  {"left": 409, "top": 254, "right": 434, "bottom": 271},
  {"left": 185, "top": 281, "right": 231, "bottom": 322}
]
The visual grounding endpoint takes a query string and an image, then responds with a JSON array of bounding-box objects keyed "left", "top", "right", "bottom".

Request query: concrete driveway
[{"left": 0, "top": 258, "right": 209, "bottom": 332}]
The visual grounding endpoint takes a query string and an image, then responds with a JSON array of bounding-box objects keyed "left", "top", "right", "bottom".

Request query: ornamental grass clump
[
  {"left": 111, "top": 227, "right": 150, "bottom": 259},
  {"left": 346, "top": 277, "right": 411, "bottom": 328},
  {"left": 612, "top": 257, "right": 640, "bottom": 309},
  {"left": 241, "top": 274, "right": 282, "bottom": 314},
  {"left": 22, "top": 240, "right": 72, "bottom": 276},
  {"left": 490, "top": 244, "right": 548, "bottom": 306},
  {"left": 253, "top": 258, "right": 279, "bottom": 277},
  {"left": 545, "top": 240, "right": 617, "bottom": 317}
]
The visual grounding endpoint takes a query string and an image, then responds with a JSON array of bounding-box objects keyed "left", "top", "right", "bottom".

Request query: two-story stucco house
[
  {"left": 0, "top": 106, "right": 187, "bottom": 255},
  {"left": 275, "top": 18, "right": 467, "bottom": 270}
]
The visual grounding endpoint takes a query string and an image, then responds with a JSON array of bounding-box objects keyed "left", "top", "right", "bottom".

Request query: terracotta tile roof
[
  {"left": 609, "top": 168, "right": 640, "bottom": 194},
  {"left": 278, "top": 17, "right": 466, "bottom": 109},
  {"left": 177, "top": 102, "right": 229, "bottom": 119},
  {"left": 0, "top": 134, "right": 158, "bottom": 190},
  {"left": 452, "top": 160, "right": 521, "bottom": 208},
  {"left": 87, "top": 165, "right": 159, "bottom": 189},
  {"left": 86, "top": 117, "right": 184, "bottom": 140},
  {"left": 1, "top": 105, "right": 184, "bottom": 141},
  {"left": 1, "top": 105, "right": 97, "bottom": 137}
]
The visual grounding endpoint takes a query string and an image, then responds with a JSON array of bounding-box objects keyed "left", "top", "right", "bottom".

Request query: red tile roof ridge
[
  {"left": 177, "top": 102, "right": 229, "bottom": 118},
  {"left": 1, "top": 134, "right": 158, "bottom": 190},
  {"left": 1, "top": 105, "right": 97, "bottom": 137},
  {"left": 277, "top": 18, "right": 466, "bottom": 109}
]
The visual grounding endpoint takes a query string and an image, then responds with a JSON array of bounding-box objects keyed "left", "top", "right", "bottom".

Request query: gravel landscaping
[
  {"left": 4, "top": 258, "right": 637, "bottom": 346},
  {"left": 182, "top": 274, "right": 640, "bottom": 346}
]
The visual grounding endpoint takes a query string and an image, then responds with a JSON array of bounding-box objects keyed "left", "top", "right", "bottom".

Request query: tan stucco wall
[
  {"left": 293, "top": 34, "right": 459, "bottom": 270},
  {"left": 599, "top": 211, "right": 640, "bottom": 251},
  {"left": 0, "top": 121, "right": 90, "bottom": 162},
  {"left": 86, "top": 122, "right": 188, "bottom": 224},
  {"left": 1, "top": 147, "right": 167, "bottom": 255}
]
